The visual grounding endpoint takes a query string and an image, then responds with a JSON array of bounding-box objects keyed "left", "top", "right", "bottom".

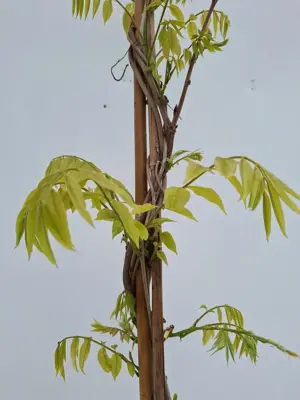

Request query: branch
[
  {"left": 58, "top": 335, "right": 133, "bottom": 364},
  {"left": 171, "top": 0, "right": 218, "bottom": 128}
]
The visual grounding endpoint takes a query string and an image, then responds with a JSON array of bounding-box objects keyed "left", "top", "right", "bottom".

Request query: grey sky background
[{"left": 1, "top": 0, "right": 300, "bottom": 398}]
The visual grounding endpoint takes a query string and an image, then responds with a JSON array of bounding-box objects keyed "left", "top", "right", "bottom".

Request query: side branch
[{"left": 171, "top": 0, "right": 218, "bottom": 128}]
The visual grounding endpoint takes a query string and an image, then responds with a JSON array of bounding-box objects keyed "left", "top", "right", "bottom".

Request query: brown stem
[
  {"left": 171, "top": 0, "right": 218, "bottom": 129},
  {"left": 134, "top": 0, "right": 153, "bottom": 399}
]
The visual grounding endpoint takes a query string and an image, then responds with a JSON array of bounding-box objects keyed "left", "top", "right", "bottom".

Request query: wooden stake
[
  {"left": 148, "top": 4, "right": 166, "bottom": 400},
  {"left": 134, "top": 0, "right": 152, "bottom": 399}
]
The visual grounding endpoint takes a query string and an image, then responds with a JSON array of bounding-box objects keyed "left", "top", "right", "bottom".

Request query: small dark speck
[{"left": 103, "top": 104, "right": 107, "bottom": 108}]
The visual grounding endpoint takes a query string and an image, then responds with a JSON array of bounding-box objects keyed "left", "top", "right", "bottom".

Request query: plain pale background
[{"left": 1, "top": 0, "right": 300, "bottom": 398}]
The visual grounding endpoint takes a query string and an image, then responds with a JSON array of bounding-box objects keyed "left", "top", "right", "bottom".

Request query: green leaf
[
  {"left": 25, "top": 205, "right": 38, "bottom": 258},
  {"left": 165, "top": 187, "right": 190, "bottom": 209},
  {"left": 164, "top": 187, "right": 197, "bottom": 220},
  {"left": 248, "top": 167, "right": 264, "bottom": 210},
  {"left": 84, "top": 0, "right": 91, "bottom": 18},
  {"left": 264, "top": 170, "right": 300, "bottom": 214},
  {"left": 161, "top": 231, "right": 177, "bottom": 254},
  {"left": 213, "top": 10, "right": 218, "bottom": 37},
  {"left": 96, "top": 208, "right": 117, "bottom": 221},
  {"left": 112, "top": 219, "right": 124, "bottom": 238},
  {"left": 98, "top": 348, "right": 111, "bottom": 373},
  {"left": 239, "top": 158, "right": 253, "bottom": 201},
  {"left": 102, "top": 0, "right": 113, "bottom": 23},
  {"left": 122, "top": 2, "right": 134, "bottom": 33},
  {"left": 157, "top": 250, "right": 168, "bottom": 265},
  {"left": 79, "top": 338, "right": 91, "bottom": 374},
  {"left": 71, "top": 337, "right": 80, "bottom": 372},
  {"left": 131, "top": 203, "right": 157, "bottom": 215},
  {"left": 199, "top": 304, "right": 207, "bottom": 310},
  {"left": 36, "top": 208, "right": 57, "bottom": 265},
  {"left": 202, "top": 329, "right": 211, "bottom": 345},
  {"left": 228, "top": 176, "right": 242, "bottom": 196},
  {"left": 127, "top": 362, "right": 135, "bottom": 377},
  {"left": 267, "top": 181, "right": 287, "bottom": 237},
  {"left": 43, "top": 190, "right": 74, "bottom": 250},
  {"left": 173, "top": 394, "right": 178, "bottom": 400},
  {"left": 93, "top": 0, "right": 101, "bottom": 17},
  {"left": 183, "top": 48, "right": 192, "bottom": 64},
  {"left": 111, "top": 200, "right": 140, "bottom": 247},
  {"left": 214, "top": 157, "right": 237, "bottom": 178},
  {"left": 169, "top": 28, "right": 181, "bottom": 56},
  {"left": 263, "top": 191, "right": 272, "bottom": 240},
  {"left": 169, "top": 4, "right": 184, "bottom": 22},
  {"left": 223, "top": 17, "right": 230, "bottom": 38},
  {"left": 148, "top": 218, "right": 175, "bottom": 228},
  {"left": 15, "top": 207, "right": 27, "bottom": 248},
  {"left": 134, "top": 220, "right": 149, "bottom": 241},
  {"left": 65, "top": 172, "right": 94, "bottom": 227},
  {"left": 111, "top": 353, "right": 122, "bottom": 380},
  {"left": 217, "top": 308, "right": 222, "bottom": 322},
  {"left": 54, "top": 344, "right": 61, "bottom": 376},
  {"left": 188, "top": 186, "right": 226, "bottom": 214},
  {"left": 184, "top": 161, "right": 210, "bottom": 185}
]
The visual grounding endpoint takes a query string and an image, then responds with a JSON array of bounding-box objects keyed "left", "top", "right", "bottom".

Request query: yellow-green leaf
[
  {"left": 169, "top": 5, "right": 184, "bottom": 22},
  {"left": 169, "top": 28, "right": 181, "bottom": 56},
  {"left": 228, "top": 176, "right": 242, "bottom": 195},
  {"left": 96, "top": 209, "right": 117, "bottom": 221},
  {"left": 60, "top": 339, "right": 67, "bottom": 362},
  {"left": 267, "top": 182, "right": 287, "bottom": 237},
  {"left": 102, "top": 0, "right": 113, "bottom": 23},
  {"left": 131, "top": 203, "right": 157, "bottom": 215},
  {"left": 157, "top": 249, "right": 168, "bottom": 265},
  {"left": 93, "top": 0, "right": 101, "bottom": 17},
  {"left": 98, "top": 348, "right": 111, "bottom": 373},
  {"left": 111, "top": 353, "right": 122, "bottom": 380},
  {"left": 25, "top": 205, "right": 38, "bottom": 258},
  {"left": 164, "top": 187, "right": 190, "bottom": 210},
  {"left": 202, "top": 329, "right": 210, "bottom": 345},
  {"left": 213, "top": 10, "right": 218, "bottom": 37},
  {"left": 183, "top": 48, "right": 192, "bottom": 64},
  {"left": 184, "top": 161, "right": 210, "bottom": 185},
  {"left": 188, "top": 186, "right": 226, "bottom": 214},
  {"left": 111, "top": 200, "right": 139, "bottom": 246},
  {"left": 263, "top": 190, "right": 272, "bottom": 240},
  {"left": 43, "top": 191, "right": 74, "bottom": 250},
  {"left": 217, "top": 308, "right": 222, "bottom": 322},
  {"left": 36, "top": 208, "right": 57, "bottom": 265},
  {"left": 112, "top": 220, "right": 123, "bottom": 238},
  {"left": 127, "top": 362, "right": 135, "bottom": 377},
  {"left": 71, "top": 337, "right": 80, "bottom": 372},
  {"left": 200, "top": 10, "right": 208, "bottom": 27},
  {"left": 239, "top": 158, "right": 253, "bottom": 201},
  {"left": 161, "top": 231, "right": 177, "bottom": 254},
  {"left": 15, "top": 207, "right": 27, "bottom": 247},
  {"left": 134, "top": 220, "right": 148, "bottom": 241},
  {"left": 84, "top": 0, "right": 91, "bottom": 18},
  {"left": 233, "top": 334, "right": 242, "bottom": 352},
  {"left": 148, "top": 218, "right": 175, "bottom": 228},
  {"left": 65, "top": 172, "right": 94, "bottom": 227},
  {"left": 79, "top": 338, "right": 91, "bottom": 374},
  {"left": 187, "top": 22, "right": 198, "bottom": 39},
  {"left": 264, "top": 170, "right": 300, "bottom": 214},
  {"left": 214, "top": 157, "right": 237, "bottom": 178},
  {"left": 122, "top": 2, "right": 134, "bottom": 33},
  {"left": 54, "top": 344, "right": 61, "bottom": 376},
  {"left": 248, "top": 167, "right": 264, "bottom": 210}
]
